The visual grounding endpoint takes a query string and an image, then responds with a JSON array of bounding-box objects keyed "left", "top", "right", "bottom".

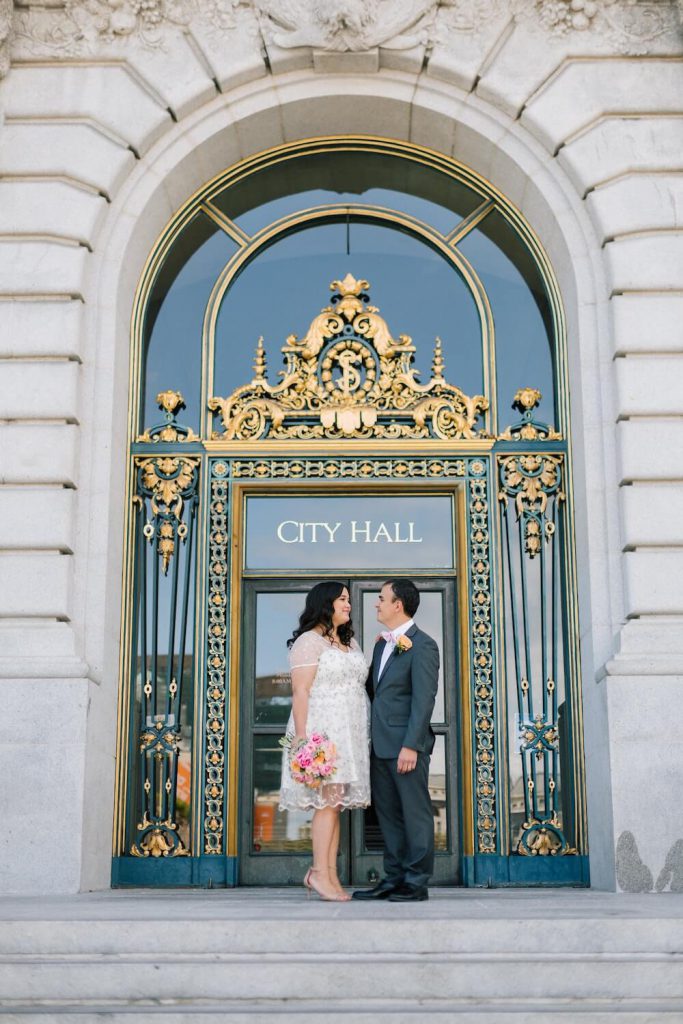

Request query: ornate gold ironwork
[
  {"left": 209, "top": 274, "right": 489, "bottom": 441},
  {"left": 204, "top": 465, "right": 229, "bottom": 854},
  {"left": 498, "top": 388, "right": 562, "bottom": 441},
  {"left": 136, "top": 455, "right": 199, "bottom": 573},
  {"left": 497, "top": 453, "right": 565, "bottom": 558},
  {"left": 137, "top": 390, "right": 200, "bottom": 443},
  {"left": 468, "top": 463, "right": 497, "bottom": 853}
]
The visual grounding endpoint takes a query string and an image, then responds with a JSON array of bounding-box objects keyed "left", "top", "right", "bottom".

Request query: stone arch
[{"left": 71, "top": 70, "right": 618, "bottom": 889}]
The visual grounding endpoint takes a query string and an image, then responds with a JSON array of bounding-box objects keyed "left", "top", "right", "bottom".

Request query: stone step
[
  {"left": 3, "top": 915, "right": 682, "bottom": 956},
  {"left": 1, "top": 951, "right": 682, "bottom": 1003},
  {"left": 2, "top": 891, "right": 682, "bottom": 1020},
  {"left": 3, "top": 1000, "right": 683, "bottom": 1022}
]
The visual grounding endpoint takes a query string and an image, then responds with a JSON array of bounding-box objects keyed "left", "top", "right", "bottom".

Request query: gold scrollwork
[
  {"left": 136, "top": 455, "right": 200, "bottom": 573},
  {"left": 209, "top": 274, "right": 489, "bottom": 442},
  {"left": 468, "top": 464, "right": 497, "bottom": 854},
  {"left": 497, "top": 453, "right": 565, "bottom": 558}
]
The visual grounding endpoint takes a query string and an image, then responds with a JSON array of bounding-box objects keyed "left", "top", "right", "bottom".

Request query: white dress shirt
[{"left": 378, "top": 619, "right": 415, "bottom": 677}]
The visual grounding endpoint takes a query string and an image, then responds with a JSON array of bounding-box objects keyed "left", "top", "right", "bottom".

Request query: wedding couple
[{"left": 279, "top": 578, "right": 439, "bottom": 902}]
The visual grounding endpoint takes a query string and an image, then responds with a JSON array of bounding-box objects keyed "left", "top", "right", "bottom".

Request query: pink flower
[{"left": 310, "top": 732, "right": 323, "bottom": 744}]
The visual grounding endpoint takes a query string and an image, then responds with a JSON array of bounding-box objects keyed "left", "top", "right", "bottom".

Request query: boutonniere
[{"left": 395, "top": 635, "right": 412, "bottom": 655}]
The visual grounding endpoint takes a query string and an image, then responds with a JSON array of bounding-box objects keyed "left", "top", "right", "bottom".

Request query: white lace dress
[{"left": 279, "top": 631, "right": 371, "bottom": 811}]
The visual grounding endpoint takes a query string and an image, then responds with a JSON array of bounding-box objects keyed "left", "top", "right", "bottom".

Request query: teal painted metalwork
[{"left": 128, "top": 408, "right": 200, "bottom": 858}]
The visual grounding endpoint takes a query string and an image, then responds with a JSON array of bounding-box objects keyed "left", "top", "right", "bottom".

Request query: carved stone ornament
[
  {"left": 209, "top": 273, "right": 490, "bottom": 442},
  {"left": 9, "top": 0, "right": 683, "bottom": 66}
]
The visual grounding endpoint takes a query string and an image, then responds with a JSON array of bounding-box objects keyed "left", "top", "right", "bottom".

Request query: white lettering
[
  {"left": 373, "top": 523, "right": 393, "bottom": 543},
  {"left": 322, "top": 522, "right": 342, "bottom": 543},
  {"left": 351, "top": 520, "right": 371, "bottom": 543},
  {"left": 408, "top": 522, "right": 423, "bottom": 543},
  {"left": 276, "top": 520, "right": 300, "bottom": 544}
]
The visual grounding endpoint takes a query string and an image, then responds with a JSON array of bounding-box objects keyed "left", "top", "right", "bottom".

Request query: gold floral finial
[
  {"left": 330, "top": 273, "right": 369, "bottom": 298},
  {"left": 512, "top": 388, "right": 542, "bottom": 412},
  {"left": 156, "top": 390, "right": 185, "bottom": 416}
]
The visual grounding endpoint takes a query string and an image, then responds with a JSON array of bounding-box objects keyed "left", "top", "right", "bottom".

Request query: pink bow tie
[{"left": 381, "top": 631, "right": 395, "bottom": 644}]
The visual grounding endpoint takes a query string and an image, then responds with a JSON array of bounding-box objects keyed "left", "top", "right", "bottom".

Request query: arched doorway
[{"left": 112, "top": 137, "right": 587, "bottom": 887}]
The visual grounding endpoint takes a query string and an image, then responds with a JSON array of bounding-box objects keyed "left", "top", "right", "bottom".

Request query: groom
[{"left": 353, "top": 578, "right": 439, "bottom": 903}]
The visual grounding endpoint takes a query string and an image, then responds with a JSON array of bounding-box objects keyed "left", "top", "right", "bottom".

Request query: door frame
[{"left": 230, "top": 479, "right": 471, "bottom": 885}]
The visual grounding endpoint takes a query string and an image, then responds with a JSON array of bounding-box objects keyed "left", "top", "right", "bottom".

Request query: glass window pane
[
  {"left": 361, "top": 589, "right": 445, "bottom": 723},
  {"left": 459, "top": 211, "right": 555, "bottom": 427},
  {"left": 142, "top": 213, "right": 238, "bottom": 432},
  {"left": 213, "top": 220, "right": 483, "bottom": 406},
  {"left": 252, "top": 734, "right": 313, "bottom": 854},
  {"left": 212, "top": 150, "right": 484, "bottom": 237},
  {"left": 254, "top": 592, "right": 309, "bottom": 726}
]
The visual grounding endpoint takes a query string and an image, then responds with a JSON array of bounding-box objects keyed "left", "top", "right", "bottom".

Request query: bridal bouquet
[{"left": 280, "top": 732, "right": 338, "bottom": 789}]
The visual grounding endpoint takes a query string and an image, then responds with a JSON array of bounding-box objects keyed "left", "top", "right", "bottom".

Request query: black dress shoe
[
  {"left": 388, "top": 884, "right": 429, "bottom": 902},
  {"left": 351, "top": 879, "right": 402, "bottom": 900}
]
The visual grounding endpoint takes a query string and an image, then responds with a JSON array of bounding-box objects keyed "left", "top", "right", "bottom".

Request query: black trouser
[{"left": 370, "top": 751, "right": 434, "bottom": 889}]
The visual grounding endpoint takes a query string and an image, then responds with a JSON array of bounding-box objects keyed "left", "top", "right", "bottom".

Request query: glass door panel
[{"left": 239, "top": 581, "right": 350, "bottom": 885}]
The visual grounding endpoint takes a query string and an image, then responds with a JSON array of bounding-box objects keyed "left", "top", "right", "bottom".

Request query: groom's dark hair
[{"left": 385, "top": 578, "right": 420, "bottom": 618}]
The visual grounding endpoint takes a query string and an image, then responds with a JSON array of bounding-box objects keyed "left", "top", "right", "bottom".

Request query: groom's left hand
[{"left": 397, "top": 747, "right": 418, "bottom": 773}]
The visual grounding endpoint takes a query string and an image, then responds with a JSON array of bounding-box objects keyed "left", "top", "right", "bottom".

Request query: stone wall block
[
  {"left": 559, "top": 117, "right": 683, "bottom": 196},
  {"left": 615, "top": 355, "right": 683, "bottom": 416},
  {"left": 617, "top": 420, "right": 683, "bottom": 482},
  {"left": 475, "top": 23, "right": 567, "bottom": 118},
  {"left": 606, "top": 234, "right": 683, "bottom": 293},
  {"left": 587, "top": 175, "right": 683, "bottom": 244},
  {"left": 0, "top": 677, "right": 88, "bottom": 893},
  {"left": 187, "top": 24, "right": 266, "bottom": 93},
  {"left": 522, "top": 61, "right": 683, "bottom": 153},
  {"left": 0, "top": 552, "right": 71, "bottom": 616},
  {"left": 2, "top": 66, "right": 170, "bottom": 154},
  {"left": 0, "top": 123, "right": 136, "bottom": 197},
  {"left": 611, "top": 294, "right": 683, "bottom": 355},
  {"left": 0, "top": 241, "right": 88, "bottom": 297},
  {"left": 621, "top": 484, "right": 683, "bottom": 548},
  {"left": 0, "top": 181, "right": 107, "bottom": 247},
  {"left": 0, "top": 487, "right": 75, "bottom": 550},
  {"left": 0, "top": 424, "right": 78, "bottom": 485},
  {"left": 0, "top": 300, "right": 83, "bottom": 359},
  {"left": 0, "top": 360, "right": 79, "bottom": 421},
  {"left": 122, "top": 36, "right": 217, "bottom": 120},
  {"left": 624, "top": 550, "right": 683, "bottom": 616},
  {"left": 427, "top": 13, "right": 513, "bottom": 94}
]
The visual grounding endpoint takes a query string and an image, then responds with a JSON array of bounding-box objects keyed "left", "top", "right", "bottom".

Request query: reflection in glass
[
  {"left": 459, "top": 211, "right": 555, "bottom": 427},
  {"left": 213, "top": 220, "right": 483, "bottom": 404},
  {"left": 142, "top": 213, "right": 237, "bottom": 432},
  {"left": 212, "top": 150, "right": 484, "bottom": 237},
  {"left": 361, "top": 590, "right": 446, "bottom": 723},
  {"left": 253, "top": 592, "right": 309, "bottom": 726},
  {"left": 252, "top": 735, "right": 313, "bottom": 853},
  {"left": 430, "top": 735, "right": 449, "bottom": 852}
]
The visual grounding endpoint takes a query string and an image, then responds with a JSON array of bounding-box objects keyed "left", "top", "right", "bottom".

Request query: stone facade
[{"left": 0, "top": 0, "right": 682, "bottom": 894}]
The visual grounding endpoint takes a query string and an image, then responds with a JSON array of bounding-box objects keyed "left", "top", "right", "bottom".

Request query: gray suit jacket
[{"left": 367, "top": 624, "right": 439, "bottom": 759}]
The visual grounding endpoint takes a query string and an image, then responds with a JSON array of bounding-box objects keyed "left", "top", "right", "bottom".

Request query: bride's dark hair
[{"left": 287, "top": 581, "right": 354, "bottom": 648}]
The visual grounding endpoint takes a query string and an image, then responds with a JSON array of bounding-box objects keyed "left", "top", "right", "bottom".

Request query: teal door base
[
  {"left": 463, "top": 854, "right": 589, "bottom": 887},
  {"left": 112, "top": 855, "right": 238, "bottom": 888},
  {"left": 113, "top": 853, "right": 589, "bottom": 887}
]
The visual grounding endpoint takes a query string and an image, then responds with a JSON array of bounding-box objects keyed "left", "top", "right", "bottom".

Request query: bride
[{"left": 279, "top": 581, "right": 370, "bottom": 901}]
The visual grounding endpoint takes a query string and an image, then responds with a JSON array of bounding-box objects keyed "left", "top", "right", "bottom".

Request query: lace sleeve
[{"left": 288, "top": 631, "right": 324, "bottom": 670}]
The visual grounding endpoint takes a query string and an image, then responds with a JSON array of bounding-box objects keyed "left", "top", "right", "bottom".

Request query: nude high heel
[{"left": 305, "top": 868, "right": 350, "bottom": 902}]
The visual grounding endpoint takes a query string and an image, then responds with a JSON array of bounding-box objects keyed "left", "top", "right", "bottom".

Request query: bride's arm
[{"left": 291, "top": 664, "right": 317, "bottom": 740}]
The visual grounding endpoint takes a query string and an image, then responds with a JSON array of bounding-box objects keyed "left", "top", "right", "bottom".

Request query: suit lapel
[{"left": 376, "top": 623, "right": 418, "bottom": 687}]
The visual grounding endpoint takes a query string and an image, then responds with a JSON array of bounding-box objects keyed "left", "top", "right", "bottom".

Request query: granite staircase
[{"left": 1, "top": 889, "right": 682, "bottom": 1022}]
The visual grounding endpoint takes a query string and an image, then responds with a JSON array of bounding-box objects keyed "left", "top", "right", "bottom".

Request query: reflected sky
[{"left": 213, "top": 220, "right": 483, "bottom": 403}]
